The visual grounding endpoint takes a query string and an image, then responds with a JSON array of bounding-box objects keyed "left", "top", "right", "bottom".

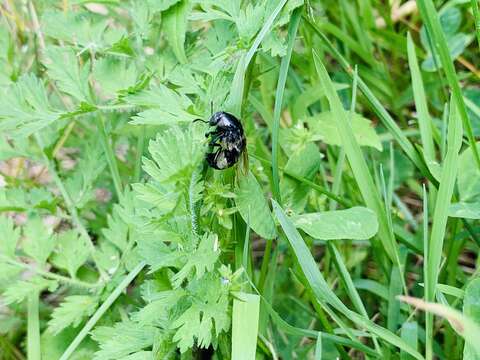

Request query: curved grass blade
[{"left": 272, "top": 200, "right": 424, "bottom": 359}]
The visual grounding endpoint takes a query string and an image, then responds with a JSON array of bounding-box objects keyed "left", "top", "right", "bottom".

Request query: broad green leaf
[
  {"left": 50, "top": 230, "right": 90, "bottom": 278},
  {"left": 306, "top": 112, "right": 382, "bottom": 151},
  {"left": 0, "top": 216, "right": 20, "bottom": 258},
  {"left": 458, "top": 143, "right": 480, "bottom": 202},
  {"left": 292, "top": 207, "right": 378, "bottom": 240},
  {"left": 48, "top": 296, "right": 98, "bottom": 335},
  {"left": 464, "top": 278, "right": 480, "bottom": 359},
  {"left": 132, "top": 183, "right": 180, "bottom": 214},
  {"left": 232, "top": 293, "right": 260, "bottom": 360},
  {"left": 22, "top": 217, "right": 55, "bottom": 265},
  {"left": 93, "top": 57, "right": 137, "bottom": 99},
  {"left": 163, "top": 0, "right": 189, "bottom": 64},
  {"left": 401, "top": 322, "right": 418, "bottom": 360},
  {"left": 235, "top": 172, "right": 276, "bottom": 239},
  {"left": 449, "top": 202, "right": 480, "bottom": 219},
  {"left": 422, "top": 33, "right": 473, "bottom": 72}
]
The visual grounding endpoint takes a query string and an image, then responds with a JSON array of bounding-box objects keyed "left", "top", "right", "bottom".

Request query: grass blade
[
  {"left": 416, "top": 0, "right": 480, "bottom": 169},
  {"left": 232, "top": 293, "right": 260, "bottom": 360},
  {"left": 59, "top": 261, "right": 146, "bottom": 360},
  {"left": 406, "top": 32, "right": 436, "bottom": 173},
  {"left": 272, "top": 200, "right": 424, "bottom": 359},
  {"left": 425, "top": 101, "right": 463, "bottom": 359},
  {"left": 304, "top": 17, "right": 436, "bottom": 185},
  {"left": 313, "top": 50, "right": 398, "bottom": 262},
  {"left": 471, "top": 0, "right": 480, "bottom": 50},
  {"left": 27, "top": 294, "right": 40, "bottom": 360},
  {"left": 271, "top": 6, "right": 302, "bottom": 204}
]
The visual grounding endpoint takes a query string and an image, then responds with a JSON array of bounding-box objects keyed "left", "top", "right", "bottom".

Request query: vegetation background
[{"left": 0, "top": 0, "right": 479, "bottom": 359}]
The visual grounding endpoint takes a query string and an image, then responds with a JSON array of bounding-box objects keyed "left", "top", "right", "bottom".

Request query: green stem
[
  {"left": 257, "top": 238, "right": 273, "bottom": 293},
  {"left": 27, "top": 294, "right": 40, "bottom": 360},
  {"left": 97, "top": 116, "right": 123, "bottom": 200},
  {"left": 59, "top": 261, "right": 146, "bottom": 360},
  {"left": 133, "top": 126, "right": 146, "bottom": 183}
]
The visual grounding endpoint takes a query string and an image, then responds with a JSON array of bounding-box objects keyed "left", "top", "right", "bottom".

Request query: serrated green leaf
[
  {"left": 143, "top": 126, "right": 203, "bottom": 184},
  {"left": 132, "top": 183, "right": 180, "bottom": 214},
  {"left": 292, "top": 207, "right": 379, "bottom": 240},
  {"left": 0, "top": 216, "right": 20, "bottom": 258},
  {"left": 22, "top": 217, "right": 55, "bottom": 265},
  {"left": 48, "top": 295, "right": 98, "bottom": 335},
  {"left": 172, "top": 233, "right": 220, "bottom": 288},
  {"left": 3, "top": 277, "right": 58, "bottom": 305},
  {"left": 43, "top": 46, "right": 92, "bottom": 103},
  {"left": 163, "top": 0, "right": 189, "bottom": 64},
  {"left": 0, "top": 74, "right": 60, "bottom": 137},
  {"left": 50, "top": 230, "right": 90, "bottom": 278},
  {"left": 235, "top": 172, "right": 276, "bottom": 239},
  {"left": 92, "top": 321, "right": 155, "bottom": 360}
]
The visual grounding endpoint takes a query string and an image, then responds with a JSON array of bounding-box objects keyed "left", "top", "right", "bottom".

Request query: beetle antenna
[{"left": 193, "top": 118, "right": 208, "bottom": 124}]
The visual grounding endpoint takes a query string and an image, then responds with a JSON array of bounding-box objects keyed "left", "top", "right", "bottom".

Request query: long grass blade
[
  {"left": 27, "top": 294, "right": 40, "bottom": 360},
  {"left": 232, "top": 293, "right": 260, "bottom": 360},
  {"left": 271, "top": 7, "right": 302, "bottom": 204},
  {"left": 416, "top": 0, "right": 480, "bottom": 169},
  {"left": 426, "top": 101, "right": 463, "bottom": 360}
]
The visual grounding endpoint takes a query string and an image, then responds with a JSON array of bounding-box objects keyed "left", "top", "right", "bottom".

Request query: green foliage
[{"left": 0, "top": 1, "right": 479, "bottom": 359}]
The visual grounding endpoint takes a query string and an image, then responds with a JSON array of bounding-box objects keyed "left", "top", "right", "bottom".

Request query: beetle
[{"left": 194, "top": 111, "right": 248, "bottom": 171}]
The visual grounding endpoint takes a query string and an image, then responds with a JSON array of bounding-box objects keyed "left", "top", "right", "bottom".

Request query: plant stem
[
  {"left": 59, "top": 261, "right": 146, "bottom": 360},
  {"left": 97, "top": 116, "right": 123, "bottom": 200},
  {"left": 133, "top": 126, "right": 146, "bottom": 183}
]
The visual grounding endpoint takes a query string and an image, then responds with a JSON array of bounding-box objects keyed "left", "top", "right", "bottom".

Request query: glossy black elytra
[{"left": 194, "top": 111, "right": 247, "bottom": 170}]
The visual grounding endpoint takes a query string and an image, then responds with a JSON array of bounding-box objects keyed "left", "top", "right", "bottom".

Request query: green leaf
[
  {"left": 458, "top": 143, "right": 480, "bottom": 202},
  {"left": 0, "top": 216, "right": 20, "bottom": 258},
  {"left": 43, "top": 46, "right": 92, "bottom": 103},
  {"left": 449, "top": 202, "right": 480, "bottom": 219},
  {"left": 235, "top": 172, "right": 276, "bottom": 239},
  {"left": 232, "top": 293, "right": 260, "bottom": 360},
  {"left": 3, "top": 277, "right": 58, "bottom": 305},
  {"left": 400, "top": 322, "right": 418, "bottom": 360},
  {"left": 22, "top": 217, "right": 56, "bottom": 265},
  {"left": 132, "top": 183, "right": 180, "bottom": 214},
  {"left": 163, "top": 0, "right": 189, "bottom": 64},
  {"left": 130, "top": 105, "right": 197, "bottom": 126},
  {"left": 172, "top": 233, "right": 220, "bottom": 288},
  {"left": 92, "top": 321, "right": 155, "bottom": 360},
  {"left": 292, "top": 207, "right": 378, "bottom": 240},
  {"left": 93, "top": 57, "right": 137, "bottom": 99},
  {"left": 50, "top": 230, "right": 90, "bottom": 278},
  {"left": 48, "top": 295, "right": 98, "bottom": 335},
  {"left": 172, "top": 274, "right": 230, "bottom": 352},
  {"left": 464, "top": 278, "right": 480, "bottom": 359},
  {"left": 0, "top": 74, "right": 60, "bottom": 137},
  {"left": 143, "top": 126, "right": 204, "bottom": 184},
  {"left": 306, "top": 112, "right": 382, "bottom": 151}
]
